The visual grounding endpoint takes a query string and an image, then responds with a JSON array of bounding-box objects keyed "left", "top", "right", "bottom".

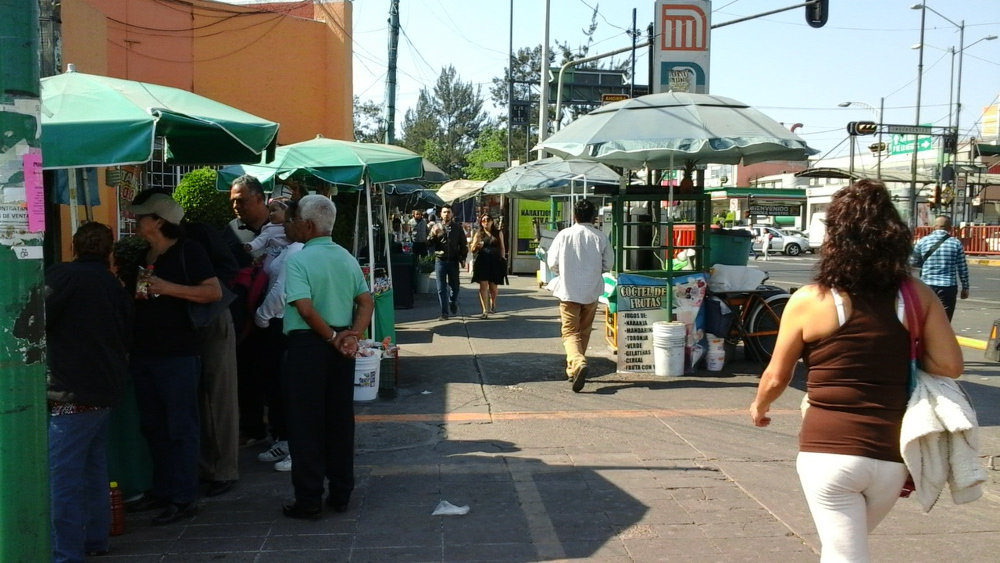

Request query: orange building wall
[{"left": 56, "top": 0, "right": 354, "bottom": 258}]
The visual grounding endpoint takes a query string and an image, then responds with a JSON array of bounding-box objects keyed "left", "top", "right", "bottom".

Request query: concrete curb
[
  {"left": 968, "top": 257, "right": 1000, "bottom": 267},
  {"left": 957, "top": 335, "right": 988, "bottom": 350}
]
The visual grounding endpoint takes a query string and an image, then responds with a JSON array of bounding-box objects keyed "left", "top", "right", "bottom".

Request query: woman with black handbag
[
  {"left": 470, "top": 214, "right": 506, "bottom": 319},
  {"left": 749, "top": 180, "right": 963, "bottom": 562}
]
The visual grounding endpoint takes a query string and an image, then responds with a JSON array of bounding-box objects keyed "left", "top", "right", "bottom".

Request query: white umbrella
[
  {"left": 482, "top": 157, "right": 622, "bottom": 200},
  {"left": 535, "top": 92, "right": 818, "bottom": 169},
  {"left": 435, "top": 180, "right": 486, "bottom": 205}
]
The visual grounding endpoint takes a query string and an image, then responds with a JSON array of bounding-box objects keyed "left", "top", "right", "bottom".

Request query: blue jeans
[
  {"left": 49, "top": 409, "right": 112, "bottom": 563},
  {"left": 435, "top": 259, "right": 460, "bottom": 316},
  {"left": 132, "top": 355, "right": 201, "bottom": 504}
]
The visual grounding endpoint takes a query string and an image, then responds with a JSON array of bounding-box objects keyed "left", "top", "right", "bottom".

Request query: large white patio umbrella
[{"left": 535, "top": 92, "right": 818, "bottom": 169}]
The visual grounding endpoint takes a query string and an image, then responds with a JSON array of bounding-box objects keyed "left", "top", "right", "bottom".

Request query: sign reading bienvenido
[
  {"left": 652, "top": 0, "right": 711, "bottom": 94},
  {"left": 749, "top": 204, "right": 800, "bottom": 216}
]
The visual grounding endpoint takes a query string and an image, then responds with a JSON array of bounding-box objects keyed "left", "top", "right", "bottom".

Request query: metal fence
[{"left": 913, "top": 226, "right": 1000, "bottom": 256}]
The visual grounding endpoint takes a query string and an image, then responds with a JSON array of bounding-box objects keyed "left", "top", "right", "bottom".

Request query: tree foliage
[
  {"left": 487, "top": 5, "right": 631, "bottom": 159},
  {"left": 353, "top": 96, "right": 387, "bottom": 143},
  {"left": 464, "top": 128, "right": 507, "bottom": 181},
  {"left": 172, "top": 168, "right": 233, "bottom": 229},
  {"left": 400, "top": 65, "right": 489, "bottom": 178}
]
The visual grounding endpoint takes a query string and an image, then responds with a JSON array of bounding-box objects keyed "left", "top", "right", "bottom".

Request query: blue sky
[{"left": 234, "top": 1, "right": 1000, "bottom": 158}]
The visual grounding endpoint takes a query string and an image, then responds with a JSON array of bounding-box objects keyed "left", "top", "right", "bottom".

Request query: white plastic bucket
[
  {"left": 706, "top": 352, "right": 725, "bottom": 371},
  {"left": 706, "top": 334, "right": 724, "bottom": 354},
  {"left": 354, "top": 350, "right": 382, "bottom": 401},
  {"left": 652, "top": 322, "right": 686, "bottom": 376}
]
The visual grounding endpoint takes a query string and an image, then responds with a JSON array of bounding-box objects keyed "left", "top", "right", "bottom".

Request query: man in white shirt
[{"left": 546, "top": 200, "right": 613, "bottom": 392}]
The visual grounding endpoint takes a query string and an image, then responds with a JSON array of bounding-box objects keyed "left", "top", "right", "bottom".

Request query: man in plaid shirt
[{"left": 910, "top": 215, "right": 970, "bottom": 321}]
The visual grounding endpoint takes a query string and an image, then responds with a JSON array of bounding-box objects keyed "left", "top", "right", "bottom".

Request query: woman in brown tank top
[{"left": 749, "top": 180, "right": 963, "bottom": 562}]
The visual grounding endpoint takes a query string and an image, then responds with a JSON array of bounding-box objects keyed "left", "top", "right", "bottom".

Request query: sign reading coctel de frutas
[{"left": 653, "top": 0, "right": 711, "bottom": 94}]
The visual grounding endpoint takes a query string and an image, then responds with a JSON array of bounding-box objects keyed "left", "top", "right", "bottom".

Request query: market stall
[
  {"left": 536, "top": 92, "right": 817, "bottom": 374},
  {"left": 40, "top": 67, "right": 281, "bottom": 499}
]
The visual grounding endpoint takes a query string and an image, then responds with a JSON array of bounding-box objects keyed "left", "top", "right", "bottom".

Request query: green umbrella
[
  {"left": 215, "top": 137, "right": 424, "bottom": 191},
  {"left": 41, "top": 67, "right": 279, "bottom": 169}
]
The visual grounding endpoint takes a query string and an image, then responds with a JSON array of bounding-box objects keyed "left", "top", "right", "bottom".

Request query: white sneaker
[
  {"left": 274, "top": 455, "right": 292, "bottom": 472},
  {"left": 257, "top": 440, "right": 289, "bottom": 462}
]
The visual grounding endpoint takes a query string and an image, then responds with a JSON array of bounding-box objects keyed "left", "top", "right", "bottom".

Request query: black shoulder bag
[{"left": 180, "top": 240, "right": 237, "bottom": 329}]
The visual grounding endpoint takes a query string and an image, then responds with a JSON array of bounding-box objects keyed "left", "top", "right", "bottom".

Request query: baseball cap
[{"left": 127, "top": 193, "right": 185, "bottom": 225}]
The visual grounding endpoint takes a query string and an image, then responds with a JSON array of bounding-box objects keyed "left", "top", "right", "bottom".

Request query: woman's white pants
[{"left": 796, "top": 452, "right": 908, "bottom": 562}]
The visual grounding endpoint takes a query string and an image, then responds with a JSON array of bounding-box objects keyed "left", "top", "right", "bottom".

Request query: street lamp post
[
  {"left": 838, "top": 100, "right": 884, "bottom": 179},
  {"left": 909, "top": 3, "right": 927, "bottom": 229},
  {"left": 911, "top": 1, "right": 997, "bottom": 223}
]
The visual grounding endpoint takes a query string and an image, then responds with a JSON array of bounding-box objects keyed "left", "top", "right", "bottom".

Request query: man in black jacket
[
  {"left": 427, "top": 204, "right": 468, "bottom": 320},
  {"left": 46, "top": 222, "right": 132, "bottom": 561}
]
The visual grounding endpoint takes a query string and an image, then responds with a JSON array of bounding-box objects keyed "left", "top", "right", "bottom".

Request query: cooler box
[{"left": 708, "top": 229, "right": 753, "bottom": 266}]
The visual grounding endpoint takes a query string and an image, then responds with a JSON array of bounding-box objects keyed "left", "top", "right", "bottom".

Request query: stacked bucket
[{"left": 652, "top": 321, "right": 687, "bottom": 376}]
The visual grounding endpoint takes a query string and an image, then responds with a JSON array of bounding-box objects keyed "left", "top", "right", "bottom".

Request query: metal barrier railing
[{"left": 913, "top": 226, "right": 1000, "bottom": 255}]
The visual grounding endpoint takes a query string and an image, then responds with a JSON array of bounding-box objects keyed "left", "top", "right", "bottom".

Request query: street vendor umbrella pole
[{"left": 365, "top": 180, "right": 377, "bottom": 338}]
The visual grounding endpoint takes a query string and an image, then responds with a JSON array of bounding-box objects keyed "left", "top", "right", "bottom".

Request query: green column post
[{"left": 0, "top": 2, "right": 49, "bottom": 560}]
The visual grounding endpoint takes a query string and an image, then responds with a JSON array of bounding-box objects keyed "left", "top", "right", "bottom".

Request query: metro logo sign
[
  {"left": 653, "top": 0, "right": 711, "bottom": 95},
  {"left": 660, "top": 4, "right": 709, "bottom": 51}
]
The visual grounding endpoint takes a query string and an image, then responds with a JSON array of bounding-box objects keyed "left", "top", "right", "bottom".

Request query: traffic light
[
  {"left": 805, "top": 0, "right": 829, "bottom": 28},
  {"left": 868, "top": 142, "right": 887, "bottom": 153},
  {"left": 847, "top": 121, "right": 878, "bottom": 136},
  {"left": 943, "top": 133, "right": 958, "bottom": 153}
]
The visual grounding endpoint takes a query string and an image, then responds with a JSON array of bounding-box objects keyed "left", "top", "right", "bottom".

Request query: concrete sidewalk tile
[
  {"left": 161, "top": 554, "right": 260, "bottom": 563},
  {"left": 646, "top": 523, "right": 708, "bottom": 539},
  {"left": 263, "top": 533, "right": 353, "bottom": 551},
  {"left": 621, "top": 536, "right": 723, "bottom": 561},
  {"left": 167, "top": 536, "right": 264, "bottom": 554},
  {"left": 689, "top": 507, "right": 780, "bottom": 526},
  {"left": 443, "top": 542, "right": 541, "bottom": 562},
  {"left": 698, "top": 519, "right": 796, "bottom": 538},
  {"left": 179, "top": 522, "right": 272, "bottom": 539},
  {"left": 342, "top": 545, "right": 446, "bottom": 562},
  {"left": 256, "top": 550, "right": 351, "bottom": 562},
  {"left": 353, "top": 528, "right": 442, "bottom": 549}
]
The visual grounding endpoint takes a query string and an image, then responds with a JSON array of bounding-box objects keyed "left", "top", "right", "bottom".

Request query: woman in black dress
[{"left": 470, "top": 215, "right": 506, "bottom": 319}]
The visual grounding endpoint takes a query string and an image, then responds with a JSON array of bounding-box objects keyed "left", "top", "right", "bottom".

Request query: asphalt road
[{"left": 744, "top": 254, "right": 1000, "bottom": 343}]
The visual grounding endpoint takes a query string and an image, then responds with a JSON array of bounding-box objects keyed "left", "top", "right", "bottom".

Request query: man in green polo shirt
[{"left": 279, "top": 195, "right": 373, "bottom": 520}]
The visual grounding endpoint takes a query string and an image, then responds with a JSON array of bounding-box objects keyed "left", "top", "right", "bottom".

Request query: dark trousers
[
  {"left": 435, "top": 259, "right": 460, "bottom": 316},
  {"left": 930, "top": 285, "right": 958, "bottom": 321},
  {"left": 132, "top": 354, "right": 201, "bottom": 504},
  {"left": 283, "top": 332, "right": 356, "bottom": 510},
  {"left": 236, "top": 326, "right": 268, "bottom": 440},
  {"left": 260, "top": 319, "right": 288, "bottom": 441}
]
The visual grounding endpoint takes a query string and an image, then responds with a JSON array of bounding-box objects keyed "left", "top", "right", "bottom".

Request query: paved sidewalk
[{"left": 101, "top": 272, "right": 1000, "bottom": 562}]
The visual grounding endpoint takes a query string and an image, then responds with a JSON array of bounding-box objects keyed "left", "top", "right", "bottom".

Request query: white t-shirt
[{"left": 545, "top": 222, "right": 613, "bottom": 304}]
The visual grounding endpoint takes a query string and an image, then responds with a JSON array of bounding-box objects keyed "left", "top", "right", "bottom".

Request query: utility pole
[
  {"left": 536, "top": 0, "right": 550, "bottom": 159},
  {"left": 0, "top": 1, "right": 48, "bottom": 560},
  {"left": 507, "top": 0, "right": 513, "bottom": 166},
  {"left": 384, "top": 0, "right": 400, "bottom": 144},
  {"left": 629, "top": 8, "right": 637, "bottom": 98}
]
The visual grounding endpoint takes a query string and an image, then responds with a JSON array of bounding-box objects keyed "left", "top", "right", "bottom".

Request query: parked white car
[{"left": 734, "top": 226, "right": 811, "bottom": 256}]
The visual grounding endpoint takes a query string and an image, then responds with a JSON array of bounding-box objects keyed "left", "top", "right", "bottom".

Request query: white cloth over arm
[{"left": 900, "top": 369, "right": 987, "bottom": 512}]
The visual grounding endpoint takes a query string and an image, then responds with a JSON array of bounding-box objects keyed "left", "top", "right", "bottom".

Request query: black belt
[{"left": 288, "top": 326, "right": 350, "bottom": 337}]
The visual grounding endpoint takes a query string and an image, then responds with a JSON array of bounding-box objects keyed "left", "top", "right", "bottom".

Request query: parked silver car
[{"left": 734, "top": 226, "right": 811, "bottom": 256}]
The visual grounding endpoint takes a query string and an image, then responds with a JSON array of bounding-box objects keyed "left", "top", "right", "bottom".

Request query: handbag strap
[
  {"left": 900, "top": 278, "right": 925, "bottom": 396},
  {"left": 900, "top": 278, "right": 923, "bottom": 361}
]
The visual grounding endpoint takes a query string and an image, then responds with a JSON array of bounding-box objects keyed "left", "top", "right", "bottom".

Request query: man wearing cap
[
  {"left": 911, "top": 214, "right": 970, "bottom": 321},
  {"left": 126, "top": 192, "right": 223, "bottom": 525}
]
